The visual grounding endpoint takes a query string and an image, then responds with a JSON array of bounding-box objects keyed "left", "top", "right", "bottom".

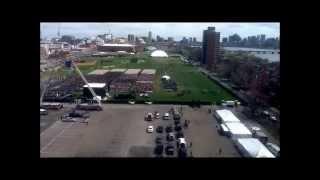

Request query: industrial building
[
  {"left": 202, "top": 27, "right": 220, "bottom": 72},
  {"left": 97, "top": 43, "right": 135, "bottom": 52}
]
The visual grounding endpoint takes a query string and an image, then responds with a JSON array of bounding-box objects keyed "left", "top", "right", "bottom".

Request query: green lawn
[{"left": 78, "top": 54, "right": 235, "bottom": 103}]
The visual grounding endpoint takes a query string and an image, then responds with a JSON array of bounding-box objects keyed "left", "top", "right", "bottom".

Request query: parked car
[
  {"left": 40, "top": 108, "right": 48, "bottom": 115},
  {"left": 175, "top": 125, "right": 182, "bottom": 132},
  {"left": 167, "top": 132, "right": 175, "bottom": 141},
  {"left": 156, "top": 126, "right": 163, "bottom": 133},
  {"left": 163, "top": 113, "right": 170, "bottom": 120},
  {"left": 178, "top": 147, "right": 188, "bottom": 158},
  {"left": 265, "top": 142, "right": 280, "bottom": 157},
  {"left": 154, "top": 111, "right": 160, "bottom": 119},
  {"left": 155, "top": 137, "right": 163, "bottom": 144},
  {"left": 166, "top": 126, "right": 173, "bottom": 133},
  {"left": 155, "top": 144, "right": 164, "bottom": 155},
  {"left": 147, "top": 125, "right": 154, "bottom": 133},
  {"left": 145, "top": 112, "right": 153, "bottom": 121},
  {"left": 176, "top": 132, "right": 184, "bottom": 138},
  {"left": 174, "top": 119, "right": 180, "bottom": 125},
  {"left": 165, "top": 145, "right": 175, "bottom": 155}
]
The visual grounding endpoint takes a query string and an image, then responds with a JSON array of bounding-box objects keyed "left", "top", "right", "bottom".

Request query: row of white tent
[{"left": 214, "top": 109, "right": 275, "bottom": 158}]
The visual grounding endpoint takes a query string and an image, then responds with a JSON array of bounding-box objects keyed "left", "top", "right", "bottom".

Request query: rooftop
[
  {"left": 125, "top": 69, "right": 141, "bottom": 75},
  {"left": 83, "top": 83, "right": 106, "bottom": 88},
  {"left": 100, "top": 43, "right": 135, "bottom": 47},
  {"left": 224, "top": 122, "right": 252, "bottom": 136},
  {"left": 237, "top": 138, "right": 275, "bottom": 158},
  {"left": 88, "top": 69, "right": 110, "bottom": 75},
  {"left": 141, "top": 69, "right": 156, "bottom": 75},
  {"left": 110, "top": 68, "right": 127, "bottom": 73},
  {"left": 215, "top": 109, "right": 241, "bottom": 123}
]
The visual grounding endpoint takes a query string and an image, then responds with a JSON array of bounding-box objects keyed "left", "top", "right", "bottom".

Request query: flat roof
[
  {"left": 216, "top": 109, "right": 241, "bottom": 123},
  {"left": 237, "top": 138, "right": 275, "bottom": 158},
  {"left": 110, "top": 68, "right": 127, "bottom": 72},
  {"left": 125, "top": 69, "right": 141, "bottom": 75},
  {"left": 83, "top": 83, "right": 106, "bottom": 88},
  {"left": 224, "top": 122, "right": 252, "bottom": 136},
  {"left": 141, "top": 69, "right": 156, "bottom": 75},
  {"left": 88, "top": 69, "right": 109, "bottom": 75},
  {"left": 100, "top": 43, "right": 134, "bottom": 47}
]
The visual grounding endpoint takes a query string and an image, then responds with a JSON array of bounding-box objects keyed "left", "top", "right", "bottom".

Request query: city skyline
[{"left": 41, "top": 23, "right": 280, "bottom": 41}]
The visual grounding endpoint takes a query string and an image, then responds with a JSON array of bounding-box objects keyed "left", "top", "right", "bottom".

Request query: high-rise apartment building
[{"left": 202, "top": 27, "right": 220, "bottom": 72}]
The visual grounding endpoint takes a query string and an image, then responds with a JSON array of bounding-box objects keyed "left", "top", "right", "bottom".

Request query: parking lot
[{"left": 40, "top": 104, "right": 240, "bottom": 157}]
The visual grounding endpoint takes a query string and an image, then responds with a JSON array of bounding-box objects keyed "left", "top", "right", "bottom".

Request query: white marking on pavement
[{"left": 40, "top": 122, "right": 74, "bottom": 153}]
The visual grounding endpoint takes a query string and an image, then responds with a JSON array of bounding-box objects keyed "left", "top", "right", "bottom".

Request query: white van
[
  {"left": 40, "top": 108, "right": 48, "bottom": 115},
  {"left": 163, "top": 113, "right": 170, "bottom": 120},
  {"left": 178, "top": 138, "right": 187, "bottom": 148}
]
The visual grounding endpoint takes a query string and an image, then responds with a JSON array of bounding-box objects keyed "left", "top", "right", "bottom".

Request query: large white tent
[
  {"left": 151, "top": 50, "right": 168, "bottom": 57},
  {"left": 215, "top": 109, "right": 241, "bottom": 123},
  {"left": 235, "top": 138, "right": 275, "bottom": 158},
  {"left": 224, "top": 122, "right": 252, "bottom": 138}
]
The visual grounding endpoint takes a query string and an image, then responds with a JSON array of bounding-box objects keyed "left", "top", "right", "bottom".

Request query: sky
[{"left": 40, "top": 23, "right": 280, "bottom": 41}]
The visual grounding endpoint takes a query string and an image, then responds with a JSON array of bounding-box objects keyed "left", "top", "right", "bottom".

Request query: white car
[
  {"left": 163, "top": 113, "right": 170, "bottom": 120},
  {"left": 147, "top": 125, "right": 154, "bottom": 133}
]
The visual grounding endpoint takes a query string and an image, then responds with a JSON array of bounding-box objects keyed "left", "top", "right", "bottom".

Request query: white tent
[
  {"left": 215, "top": 109, "right": 241, "bottom": 123},
  {"left": 161, "top": 75, "right": 171, "bottom": 80},
  {"left": 224, "top": 122, "right": 252, "bottom": 138},
  {"left": 235, "top": 138, "right": 275, "bottom": 158},
  {"left": 151, "top": 50, "right": 168, "bottom": 57}
]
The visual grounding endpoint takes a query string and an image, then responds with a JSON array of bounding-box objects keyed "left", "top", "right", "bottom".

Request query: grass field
[{"left": 76, "top": 54, "right": 235, "bottom": 103}]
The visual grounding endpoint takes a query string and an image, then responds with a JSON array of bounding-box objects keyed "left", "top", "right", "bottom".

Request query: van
[
  {"left": 40, "top": 109, "right": 48, "bottom": 115},
  {"left": 163, "top": 113, "right": 170, "bottom": 120},
  {"left": 177, "top": 138, "right": 187, "bottom": 148}
]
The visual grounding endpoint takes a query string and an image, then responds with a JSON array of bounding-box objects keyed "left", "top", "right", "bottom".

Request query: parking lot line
[{"left": 40, "top": 122, "right": 75, "bottom": 153}]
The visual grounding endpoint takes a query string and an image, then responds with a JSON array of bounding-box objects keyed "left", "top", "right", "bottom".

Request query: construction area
[{"left": 40, "top": 54, "right": 279, "bottom": 158}]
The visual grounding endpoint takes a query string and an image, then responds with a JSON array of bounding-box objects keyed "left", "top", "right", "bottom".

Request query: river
[{"left": 223, "top": 47, "right": 280, "bottom": 63}]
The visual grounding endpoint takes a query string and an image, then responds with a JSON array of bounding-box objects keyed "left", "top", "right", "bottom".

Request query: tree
[{"left": 59, "top": 35, "right": 76, "bottom": 45}]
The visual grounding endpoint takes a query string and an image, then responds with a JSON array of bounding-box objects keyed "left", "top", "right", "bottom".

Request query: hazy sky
[{"left": 41, "top": 23, "right": 280, "bottom": 41}]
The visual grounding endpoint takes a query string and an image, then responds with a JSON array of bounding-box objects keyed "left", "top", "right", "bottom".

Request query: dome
[{"left": 151, "top": 50, "right": 168, "bottom": 57}]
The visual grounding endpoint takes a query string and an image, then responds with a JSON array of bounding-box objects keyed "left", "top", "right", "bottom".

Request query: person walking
[{"left": 218, "top": 148, "right": 222, "bottom": 155}]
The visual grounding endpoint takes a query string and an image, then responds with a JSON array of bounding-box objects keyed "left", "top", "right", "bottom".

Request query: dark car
[
  {"left": 154, "top": 144, "right": 164, "bottom": 155},
  {"left": 174, "top": 120, "right": 180, "bottom": 125},
  {"left": 165, "top": 145, "right": 175, "bottom": 155},
  {"left": 178, "top": 147, "right": 188, "bottom": 158},
  {"left": 156, "top": 126, "right": 163, "bottom": 133},
  {"left": 173, "top": 113, "right": 181, "bottom": 120},
  {"left": 166, "top": 126, "right": 173, "bottom": 133},
  {"left": 155, "top": 137, "right": 163, "bottom": 144},
  {"left": 167, "top": 132, "right": 175, "bottom": 141},
  {"left": 176, "top": 132, "right": 184, "bottom": 138},
  {"left": 174, "top": 125, "right": 182, "bottom": 132}
]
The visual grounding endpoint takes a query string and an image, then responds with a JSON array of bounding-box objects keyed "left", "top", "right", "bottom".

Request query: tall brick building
[{"left": 202, "top": 27, "right": 220, "bottom": 72}]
